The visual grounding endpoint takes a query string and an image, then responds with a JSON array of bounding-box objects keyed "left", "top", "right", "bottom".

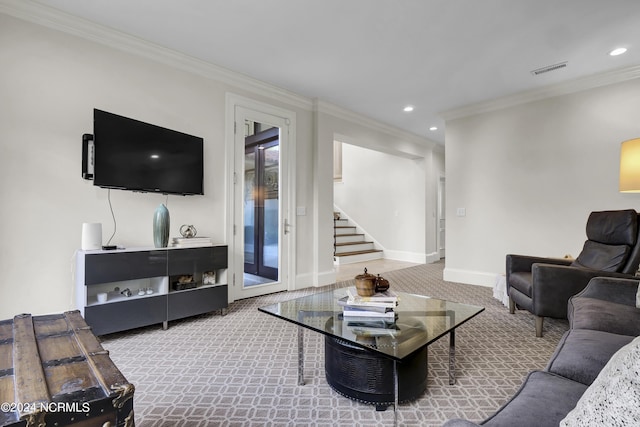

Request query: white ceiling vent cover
[{"left": 531, "top": 61, "right": 568, "bottom": 76}]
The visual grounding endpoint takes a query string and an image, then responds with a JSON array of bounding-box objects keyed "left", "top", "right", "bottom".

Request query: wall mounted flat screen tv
[{"left": 93, "top": 109, "right": 204, "bottom": 195}]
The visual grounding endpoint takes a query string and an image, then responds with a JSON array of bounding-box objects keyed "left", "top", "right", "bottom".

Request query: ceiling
[{"left": 24, "top": 0, "right": 640, "bottom": 144}]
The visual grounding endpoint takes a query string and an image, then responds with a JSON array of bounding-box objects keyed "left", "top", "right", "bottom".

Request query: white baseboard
[
  {"left": 443, "top": 267, "right": 498, "bottom": 288},
  {"left": 384, "top": 250, "right": 439, "bottom": 264},
  {"left": 293, "top": 273, "right": 314, "bottom": 290},
  {"left": 317, "top": 269, "right": 337, "bottom": 286},
  {"left": 424, "top": 251, "right": 441, "bottom": 264},
  {"left": 295, "top": 270, "right": 336, "bottom": 289}
]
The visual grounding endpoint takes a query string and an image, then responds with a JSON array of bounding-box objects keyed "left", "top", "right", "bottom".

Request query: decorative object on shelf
[
  {"left": 178, "top": 275, "right": 194, "bottom": 284},
  {"left": 96, "top": 292, "right": 107, "bottom": 303},
  {"left": 171, "top": 236, "right": 213, "bottom": 248},
  {"left": 180, "top": 224, "right": 197, "bottom": 238},
  {"left": 172, "top": 274, "right": 197, "bottom": 291},
  {"left": 153, "top": 203, "right": 170, "bottom": 248},
  {"left": 203, "top": 271, "right": 216, "bottom": 285},
  {"left": 81, "top": 222, "right": 102, "bottom": 250},
  {"left": 120, "top": 288, "right": 132, "bottom": 297},
  {"left": 138, "top": 289, "right": 145, "bottom": 296}
]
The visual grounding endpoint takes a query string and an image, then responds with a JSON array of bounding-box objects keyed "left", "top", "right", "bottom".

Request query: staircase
[{"left": 333, "top": 212, "right": 383, "bottom": 265}]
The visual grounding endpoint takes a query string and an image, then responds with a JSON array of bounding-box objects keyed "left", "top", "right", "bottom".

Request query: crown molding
[
  {"left": 315, "top": 100, "right": 440, "bottom": 151},
  {"left": 441, "top": 65, "right": 640, "bottom": 121},
  {"left": 0, "top": 0, "right": 441, "bottom": 150},
  {"left": 0, "top": 0, "right": 313, "bottom": 111}
]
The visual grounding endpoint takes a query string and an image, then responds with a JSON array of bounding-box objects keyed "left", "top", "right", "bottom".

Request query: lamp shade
[{"left": 620, "top": 138, "right": 640, "bottom": 192}]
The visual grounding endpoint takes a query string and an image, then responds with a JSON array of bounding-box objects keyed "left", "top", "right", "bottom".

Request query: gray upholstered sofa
[{"left": 442, "top": 276, "right": 640, "bottom": 427}]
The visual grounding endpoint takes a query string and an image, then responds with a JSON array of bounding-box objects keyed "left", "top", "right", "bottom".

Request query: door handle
[{"left": 284, "top": 219, "right": 291, "bottom": 235}]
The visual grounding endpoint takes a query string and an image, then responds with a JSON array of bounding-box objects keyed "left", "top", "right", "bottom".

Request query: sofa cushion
[
  {"left": 546, "top": 329, "right": 634, "bottom": 385},
  {"left": 570, "top": 241, "right": 630, "bottom": 272},
  {"left": 481, "top": 371, "right": 588, "bottom": 427},
  {"left": 569, "top": 297, "right": 640, "bottom": 336},
  {"left": 560, "top": 335, "right": 640, "bottom": 426}
]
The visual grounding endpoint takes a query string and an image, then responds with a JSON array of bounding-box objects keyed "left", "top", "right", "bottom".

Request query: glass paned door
[
  {"left": 262, "top": 144, "right": 279, "bottom": 271},
  {"left": 244, "top": 126, "right": 279, "bottom": 282},
  {"left": 244, "top": 151, "right": 256, "bottom": 267}
]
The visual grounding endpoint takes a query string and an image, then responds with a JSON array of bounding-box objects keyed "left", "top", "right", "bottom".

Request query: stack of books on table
[
  {"left": 171, "top": 237, "right": 213, "bottom": 248},
  {"left": 346, "top": 318, "right": 400, "bottom": 337},
  {"left": 339, "top": 286, "right": 399, "bottom": 322}
]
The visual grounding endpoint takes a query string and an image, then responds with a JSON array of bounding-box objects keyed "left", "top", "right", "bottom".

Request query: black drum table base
[{"left": 324, "top": 335, "right": 428, "bottom": 408}]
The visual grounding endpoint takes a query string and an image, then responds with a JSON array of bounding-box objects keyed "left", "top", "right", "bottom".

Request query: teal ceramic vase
[{"left": 153, "top": 204, "right": 170, "bottom": 248}]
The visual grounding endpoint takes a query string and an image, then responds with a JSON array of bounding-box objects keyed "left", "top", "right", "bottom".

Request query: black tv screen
[{"left": 93, "top": 109, "right": 204, "bottom": 195}]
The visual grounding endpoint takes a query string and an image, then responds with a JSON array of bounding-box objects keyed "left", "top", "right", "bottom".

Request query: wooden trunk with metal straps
[{"left": 0, "top": 311, "right": 134, "bottom": 427}]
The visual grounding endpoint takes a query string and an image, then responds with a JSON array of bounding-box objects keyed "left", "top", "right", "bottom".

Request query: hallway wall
[{"left": 334, "top": 143, "right": 427, "bottom": 262}]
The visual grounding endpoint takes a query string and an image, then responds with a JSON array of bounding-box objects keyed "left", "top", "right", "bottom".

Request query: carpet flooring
[{"left": 101, "top": 261, "right": 569, "bottom": 426}]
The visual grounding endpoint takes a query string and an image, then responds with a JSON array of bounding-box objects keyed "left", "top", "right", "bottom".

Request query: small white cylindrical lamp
[
  {"left": 620, "top": 138, "right": 640, "bottom": 192},
  {"left": 81, "top": 223, "right": 102, "bottom": 250}
]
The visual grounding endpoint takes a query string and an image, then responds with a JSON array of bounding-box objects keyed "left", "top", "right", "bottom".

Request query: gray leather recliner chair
[{"left": 506, "top": 209, "right": 640, "bottom": 337}]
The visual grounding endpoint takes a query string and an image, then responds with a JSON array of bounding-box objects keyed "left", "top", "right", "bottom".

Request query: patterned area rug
[{"left": 101, "top": 261, "right": 569, "bottom": 426}]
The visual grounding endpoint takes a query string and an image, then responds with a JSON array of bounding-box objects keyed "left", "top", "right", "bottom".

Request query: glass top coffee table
[{"left": 259, "top": 288, "right": 484, "bottom": 423}]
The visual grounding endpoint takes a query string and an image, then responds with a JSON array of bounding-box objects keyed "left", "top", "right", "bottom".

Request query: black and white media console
[{"left": 75, "top": 245, "right": 228, "bottom": 335}]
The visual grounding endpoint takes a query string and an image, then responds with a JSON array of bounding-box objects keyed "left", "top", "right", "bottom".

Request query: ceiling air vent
[{"left": 530, "top": 61, "right": 568, "bottom": 76}]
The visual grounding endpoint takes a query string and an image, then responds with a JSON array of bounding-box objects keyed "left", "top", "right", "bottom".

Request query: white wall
[
  {"left": 334, "top": 144, "right": 427, "bottom": 262},
  {"left": 0, "top": 13, "right": 313, "bottom": 318},
  {"left": 444, "top": 77, "right": 640, "bottom": 286},
  {"left": 0, "top": 12, "right": 439, "bottom": 318}
]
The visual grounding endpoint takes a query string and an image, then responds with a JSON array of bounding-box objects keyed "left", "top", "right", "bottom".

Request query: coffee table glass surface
[{"left": 258, "top": 288, "right": 484, "bottom": 361}]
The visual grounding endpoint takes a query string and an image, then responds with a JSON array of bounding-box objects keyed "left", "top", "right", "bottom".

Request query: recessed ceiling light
[
  {"left": 403, "top": 106, "right": 414, "bottom": 112},
  {"left": 429, "top": 126, "right": 438, "bottom": 131},
  {"left": 610, "top": 47, "right": 628, "bottom": 56}
]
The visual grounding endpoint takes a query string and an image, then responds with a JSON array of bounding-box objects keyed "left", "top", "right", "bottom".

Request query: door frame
[
  {"left": 437, "top": 174, "right": 446, "bottom": 259},
  {"left": 225, "top": 93, "right": 297, "bottom": 302}
]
